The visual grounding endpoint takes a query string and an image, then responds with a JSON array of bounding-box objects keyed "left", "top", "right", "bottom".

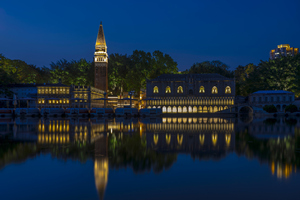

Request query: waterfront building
[
  {"left": 94, "top": 22, "right": 108, "bottom": 93},
  {"left": 146, "top": 74, "right": 235, "bottom": 113},
  {"left": 249, "top": 90, "right": 294, "bottom": 112},
  {"left": 0, "top": 83, "right": 38, "bottom": 107},
  {"left": 270, "top": 44, "right": 299, "bottom": 60},
  {"left": 71, "top": 85, "right": 104, "bottom": 108},
  {"left": 37, "top": 83, "right": 71, "bottom": 108}
]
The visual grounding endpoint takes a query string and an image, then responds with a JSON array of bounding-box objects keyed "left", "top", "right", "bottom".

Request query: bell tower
[{"left": 94, "top": 22, "right": 108, "bottom": 93}]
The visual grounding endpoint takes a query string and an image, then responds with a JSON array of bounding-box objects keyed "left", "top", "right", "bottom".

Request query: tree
[
  {"left": 188, "top": 60, "right": 234, "bottom": 78},
  {"left": 285, "top": 104, "right": 298, "bottom": 113},
  {"left": 263, "top": 105, "right": 277, "bottom": 113}
]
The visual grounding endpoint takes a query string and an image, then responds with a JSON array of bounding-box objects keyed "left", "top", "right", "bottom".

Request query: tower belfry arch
[{"left": 94, "top": 22, "right": 108, "bottom": 93}]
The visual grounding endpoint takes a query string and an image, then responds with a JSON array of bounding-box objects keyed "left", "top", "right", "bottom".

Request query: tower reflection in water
[{"left": 2, "top": 116, "right": 300, "bottom": 199}]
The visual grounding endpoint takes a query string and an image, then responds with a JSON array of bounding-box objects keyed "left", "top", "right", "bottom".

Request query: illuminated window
[
  {"left": 178, "top": 106, "right": 182, "bottom": 113},
  {"left": 45, "top": 89, "right": 48, "bottom": 94},
  {"left": 67, "top": 100, "right": 69, "bottom": 104},
  {"left": 166, "top": 86, "right": 171, "bottom": 93},
  {"left": 193, "top": 106, "right": 197, "bottom": 113},
  {"left": 183, "top": 106, "right": 187, "bottom": 113},
  {"left": 225, "top": 86, "right": 231, "bottom": 94},
  {"left": 162, "top": 106, "right": 167, "bottom": 113},
  {"left": 172, "top": 106, "right": 177, "bottom": 113},
  {"left": 198, "top": 106, "right": 202, "bottom": 113},
  {"left": 212, "top": 86, "right": 218, "bottom": 94},
  {"left": 153, "top": 86, "right": 159, "bottom": 93},
  {"left": 188, "top": 106, "right": 192, "bottom": 113},
  {"left": 177, "top": 86, "right": 183, "bottom": 93},
  {"left": 38, "top": 89, "right": 41, "bottom": 94},
  {"left": 49, "top": 100, "right": 51, "bottom": 104},
  {"left": 42, "top": 99, "right": 45, "bottom": 104},
  {"left": 38, "top": 99, "right": 41, "bottom": 104},
  {"left": 199, "top": 86, "right": 205, "bottom": 93},
  {"left": 167, "top": 106, "right": 172, "bottom": 113},
  {"left": 67, "top": 89, "right": 70, "bottom": 94},
  {"left": 213, "top": 106, "right": 218, "bottom": 113},
  {"left": 59, "top": 100, "right": 62, "bottom": 104}
]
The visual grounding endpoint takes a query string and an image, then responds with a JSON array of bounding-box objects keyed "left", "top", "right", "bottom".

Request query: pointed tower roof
[{"left": 96, "top": 22, "right": 106, "bottom": 46}]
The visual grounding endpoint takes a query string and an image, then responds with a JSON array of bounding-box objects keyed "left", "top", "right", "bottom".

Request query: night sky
[{"left": 1, "top": 0, "right": 299, "bottom": 71}]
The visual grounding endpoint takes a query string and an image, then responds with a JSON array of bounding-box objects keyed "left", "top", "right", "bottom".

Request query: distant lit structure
[
  {"left": 249, "top": 90, "right": 294, "bottom": 112},
  {"left": 71, "top": 85, "right": 104, "bottom": 108},
  {"left": 270, "top": 44, "right": 299, "bottom": 60},
  {"left": 37, "top": 83, "right": 71, "bottom": 108},
  {"left": 146, "top": 74, "right": 235, "bottom": 113}
]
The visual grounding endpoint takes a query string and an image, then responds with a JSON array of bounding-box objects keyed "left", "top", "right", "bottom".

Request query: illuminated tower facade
[
  {"left": 94, "top": 22, "right": 108, "bottom": 93},
  {"left": 270, "top": 44, "right": 299, "bottom": 60}
]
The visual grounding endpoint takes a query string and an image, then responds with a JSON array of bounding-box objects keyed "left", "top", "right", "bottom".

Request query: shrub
[
  {"left": 263, "top": 105, "right": 277, "bottom": 113},
  {"left": 285, "top": 104, "right": 298, "bottom": 113}
]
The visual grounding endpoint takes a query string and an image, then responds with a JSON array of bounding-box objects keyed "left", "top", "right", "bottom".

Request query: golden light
[
  {"left": 177, "top": 134, "right": 183, "bottom": 146},
  {"left": 212, "top": 134, "right": 218, "bottom": 146},
  {"left": 199, "top": 134, "right": 205, "bottom": 145},
  {"left": 166, "top": 134, "right": 171, "bottom": 145},
  {"left": 154, "top": 134, "right": 159, "bottom": 145}
]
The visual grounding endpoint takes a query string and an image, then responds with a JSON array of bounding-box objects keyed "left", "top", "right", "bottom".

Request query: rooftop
[
  {"left": 252, "top": 90, "right": 293, "bottom": 95},
  {"left": 150, "top": 73, "right": 232, "bottom": 81},
  {"left": 2, "top": 83, "right": 69, "bottom": 88}
]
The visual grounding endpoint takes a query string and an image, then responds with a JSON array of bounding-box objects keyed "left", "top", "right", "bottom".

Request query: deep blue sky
[{"left": 1, "top": 0, "right": 299, "bottom": 71}]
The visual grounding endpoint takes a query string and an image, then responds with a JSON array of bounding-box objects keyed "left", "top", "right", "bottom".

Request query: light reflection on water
[{"left": 0, "top": 116, "right": 300, "bottom": 199}]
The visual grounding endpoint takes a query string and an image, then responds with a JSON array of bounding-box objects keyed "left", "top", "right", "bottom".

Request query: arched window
[
  {"left": 162, "top": 106, "right": 167, "bottom": 113},
  {"left": 225, "top": 86, "right": 231, "bottom": 94},
  {"left": 212, "top": 86, "right": 218, "bottom": 94},
  {"left": 153, "top": 86, "right": 159, "bottom": 93},
  {"left": 193, "top": 106, "right": 197, "bottom": 113},
  {"left": 178, "top": 106, "right": 182, "bottom": 113},
  {"left": 166, "top": 86, "right": 171, "bottom": 93},
  {"left": 177, "top": 86, "right": 183, "bottom": 93},
  {"left": 199, "top": 86, "right": 205, "bottom": 93},
  {"left": 172, "top": 106, "right": 177, "bottom": 113}
]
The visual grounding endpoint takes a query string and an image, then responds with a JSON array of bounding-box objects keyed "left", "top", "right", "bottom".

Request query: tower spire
[
  {"left": 96, "top": 22, "right": 106, "bottom": 47},
  {"left": 94, "top": 22, "right": 108, "bottom": 93}
]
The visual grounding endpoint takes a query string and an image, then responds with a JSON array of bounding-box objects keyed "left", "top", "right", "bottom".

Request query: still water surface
[{"left": 0, "top": 117, "right": 299, "bottom": 200}]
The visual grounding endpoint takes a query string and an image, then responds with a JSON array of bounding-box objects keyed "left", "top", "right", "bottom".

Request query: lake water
[{"left": 0, "top": 116, "right": 299, "bottom": 200}]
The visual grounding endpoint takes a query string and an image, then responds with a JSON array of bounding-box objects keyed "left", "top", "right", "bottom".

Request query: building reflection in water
[
  {"left": 1, "top": 116, "right": 300, "bottom": 199},
  {"left": 146, "top": 118, "right": 235, "bottom": 154},
  {"left": 271, "top": 162, "right": 296, "bottom": 179},
  {"left": 94, "top": 135, "right": 109, "bottom": 200}
]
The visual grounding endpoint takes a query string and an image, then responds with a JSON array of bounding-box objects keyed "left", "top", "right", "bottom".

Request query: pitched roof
[
  {"left": 95, "top": 22, "right": 106, "bottom": 46},
  {"left": 149, "top": 73, "right": 232, "bottom": 81},
  {"left": 3, "top": 83, "right": 69, "bottom": 88},
  {"left": 252, "top": 90, "right": 293, "bottom": 94}
]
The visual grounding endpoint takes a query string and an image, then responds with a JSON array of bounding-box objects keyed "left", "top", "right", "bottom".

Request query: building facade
[
  {"left": 146, "top": 74, "right": 235, "bottom": 113},
  {"left": 270, "top": 44, "right": 299, "bottom": 60},
  {"left": 71, "top": 85, "right": 104, "bottom": 108},
  {"left": 94, "top": 22, "right": 108, "bottom": 93},
  {"left": 37, "top": 83, "right": 71, "bottom": 108},
  {"left": 249, "top": 90, "right": 294, "bottom": 112}
]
